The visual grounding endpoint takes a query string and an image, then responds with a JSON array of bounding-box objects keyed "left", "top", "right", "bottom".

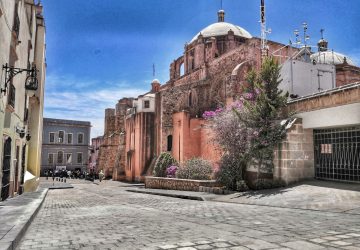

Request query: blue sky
[{"left": 42, "top": 0, "right": 360, "bottom": 137}]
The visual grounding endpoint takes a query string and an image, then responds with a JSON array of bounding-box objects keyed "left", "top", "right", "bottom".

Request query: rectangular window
[
  {"left": 57, "top": 151, "right": 63, "bottom": 164},
  {"left": 49, "top": 132, "right": 55, "bottom": 143},
  {"left": 48, "top": 154, "right": 54, "bottom": 164},
  {"left": 144, "top": 100, "right": 150, "bottom": 109},
  {"left": 66, "top": 153, "right": 72, "bottom": 164},
  {"left": 77, "top": 152, "right": 83, "bottom": 164},
  {"left": 58, "top": 131, "right": 64, "bottom": 143},
  {"left": 78, "top": 133, "right": 84, "bottom": 144},
  {"left": 67, "top": 133, "right": 73, "bottom": 144}
]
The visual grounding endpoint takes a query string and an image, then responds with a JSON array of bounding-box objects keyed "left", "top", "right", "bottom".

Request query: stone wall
[
  {"left": 145, "top": 177, "right": 221, "bottom": 192},
  {"left": 287, "top": 82, "right": 360, "bottom": 114},
  {"left": 158, "top": 38, "right": 296, "bottom": 154},
  {"left": 274, "top": 119, "right": 314, "bottom": 184}
]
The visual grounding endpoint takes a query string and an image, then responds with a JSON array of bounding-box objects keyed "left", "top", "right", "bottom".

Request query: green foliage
[
  {"left": 216, "top": 154, "right": 248, "bottom": 191},
  {"left": 153, "top": 152, "right": 177, "bottom": 177},
  {"left": 212, "top": 57, "right": 290, "bottom": 190},
  {"left": 235, "top": 57, "right": 289, "bottom": 173},
  {"left": 176, "top": 158, "right": 213, "bottom": 180}
]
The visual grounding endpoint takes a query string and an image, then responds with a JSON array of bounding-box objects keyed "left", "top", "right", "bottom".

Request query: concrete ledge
[
  {"left": 0, "top": 188, "right": 48, "bottom": 250},
  {"left": 127, "top": 189, "right": 205, "bottom": 201},
  {"left": 145, "top": 176, "right": 221, "bottom": 192}
]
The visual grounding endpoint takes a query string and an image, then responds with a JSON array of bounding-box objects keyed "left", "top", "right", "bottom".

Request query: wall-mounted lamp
[
  {"left": 15, "top": 125, "right": 26, "bottom": 138},
  {"left": 1, "top": 63, "right": 39, "bottom": 94}
]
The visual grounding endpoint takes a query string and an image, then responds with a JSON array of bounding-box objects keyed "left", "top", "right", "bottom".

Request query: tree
[{"left": 206, "top": 57, "right": 289, "bottom": 190}]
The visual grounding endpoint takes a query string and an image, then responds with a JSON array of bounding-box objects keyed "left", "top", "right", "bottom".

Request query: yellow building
[{"left": 0, "top": 0, "right": 46, "bottom": 200}]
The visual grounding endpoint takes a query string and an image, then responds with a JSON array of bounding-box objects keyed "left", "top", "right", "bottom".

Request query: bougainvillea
[
  {"left": 153, "top": 152, "right": 178, "bottom": 177},
  {"left": 166, "top": 165, "right": 178, "bottom": 178}
]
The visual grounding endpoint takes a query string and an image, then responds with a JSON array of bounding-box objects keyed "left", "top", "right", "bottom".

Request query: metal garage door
[{"left": 314, "top": 127, "right": 360, "bottom": 182}]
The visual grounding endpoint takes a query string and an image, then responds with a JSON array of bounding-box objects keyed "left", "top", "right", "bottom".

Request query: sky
[{"left": 42, "top": 0, "right": 360, "bottom": 138}]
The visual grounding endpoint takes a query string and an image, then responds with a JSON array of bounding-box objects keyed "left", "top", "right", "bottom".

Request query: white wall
[
  {"left": 297, "top": 103, "right": 360, "bottom": 129},
  {"left": 280, "top": 59, "right": 336, "bottom": 97}
]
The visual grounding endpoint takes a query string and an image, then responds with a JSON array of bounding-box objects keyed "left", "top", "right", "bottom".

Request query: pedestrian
[
  {"left": 45, "top": 170, "right": 48, "bottom": 180},
  {"left": 99, "top": 170, "right": 104, "bottom": 182}
]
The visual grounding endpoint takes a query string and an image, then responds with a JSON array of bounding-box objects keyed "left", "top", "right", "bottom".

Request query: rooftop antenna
[
  {"left": 260, "top": 0, "right": 271, "bottom": 63},
  {"left": 153, "top": 63, "right": 156, "bottom": 78},
  {"left": 320, "top": 28, "right": 324, "bottom": 39},
  {"left": 220, "top": 0, "right": 223, "bottom": 9}
]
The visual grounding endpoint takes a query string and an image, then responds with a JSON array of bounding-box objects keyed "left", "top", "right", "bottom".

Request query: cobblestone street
[{"left": 17, "top": 182, "right": 360, "bottom": 250}]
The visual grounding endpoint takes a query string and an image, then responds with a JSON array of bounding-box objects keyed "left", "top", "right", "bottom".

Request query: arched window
[
  {"left": 180, "top": 63, "right": 184, "bottom": 77},
  {"left": 188, "top": 92, "right": 192, "bottom": 107},
  {"left": 167, "top": 135, "right": 173, "bottom": 152}
]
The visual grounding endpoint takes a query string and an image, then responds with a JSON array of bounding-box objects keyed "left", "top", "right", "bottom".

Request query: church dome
[
  {"left": 190, "top": 22, "right": 252, "bottom": 43},
  {"left": 151, "top": 79, "right": 160, "bottom": 84},
  {"left": 310, "top": 51, "right": 356, "bottom": 66},
  {"left": 190, "top": 10, "right": 252, "bottom": 43}
]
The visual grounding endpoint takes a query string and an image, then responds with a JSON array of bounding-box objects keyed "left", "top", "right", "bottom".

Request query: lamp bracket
[{"left": 1, "top": 63, "right": 38, "bottom": 93}]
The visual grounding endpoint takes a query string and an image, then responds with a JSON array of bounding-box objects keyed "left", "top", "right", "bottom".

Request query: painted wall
[
  {"left": 0, "top": 0, "right": 46, "bottom": 197},
  {"left": 41, "top": 118, "right": 91, "bottom": 174}
]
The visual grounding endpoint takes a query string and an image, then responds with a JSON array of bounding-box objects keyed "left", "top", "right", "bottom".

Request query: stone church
[{"left": 98, "top": 9, "right": 360, "bottom": 184}]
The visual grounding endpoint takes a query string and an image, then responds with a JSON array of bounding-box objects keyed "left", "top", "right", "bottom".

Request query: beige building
[{"left": 0, "top": 0, "right": 46, "bottom": 200}]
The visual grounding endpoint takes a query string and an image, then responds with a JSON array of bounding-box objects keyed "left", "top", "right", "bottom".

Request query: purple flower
[
  {"left": 243, "top": 92, "right": 254, "bottom": 100},
  {"left": 166, "top": 165, "right": 178, "bottom": 178}
]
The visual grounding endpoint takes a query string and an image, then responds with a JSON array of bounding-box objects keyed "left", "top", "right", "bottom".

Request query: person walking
[{"left": 99, "top": 170, "right": 104, "bottom": 182}]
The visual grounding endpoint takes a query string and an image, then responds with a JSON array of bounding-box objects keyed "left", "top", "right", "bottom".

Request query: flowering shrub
[
  {"left": 166, "top": 165, "right": 178, "bottom": 178},
  {"left": 153, "top": 152, "right": 178, "bottom": 177},
  {"left": 202, "top": 107, "right": 223, "bottom": 119},
  {"left": 216, "top": 154, "right": 247, "bottom": 191},
  {"left": 176, "top": 158, "right": 213, "bottom": 180},
  {"left": 203, "top": 57, "right": 289, "bottom": 190}
]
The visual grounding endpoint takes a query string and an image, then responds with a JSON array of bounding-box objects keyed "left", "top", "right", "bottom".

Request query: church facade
[{"left": 98, "top": 10, "right": 360, "bottom": 184}]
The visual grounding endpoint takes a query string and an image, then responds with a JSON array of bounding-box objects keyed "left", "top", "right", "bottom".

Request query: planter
[{"left": 145, "top": 176, "right": 221, "bottom": 192}]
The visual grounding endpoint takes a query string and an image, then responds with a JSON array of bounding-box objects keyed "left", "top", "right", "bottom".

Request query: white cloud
[{"left": 44, "top": 73, "right": 148, "bottom": 138}]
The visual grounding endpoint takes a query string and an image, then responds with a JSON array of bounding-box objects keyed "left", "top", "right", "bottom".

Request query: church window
[
  {"left": 167, "top": 135, "right": 173, "bottom": 152},
  {"left": 180, "top": 63, "right": 184, "bottom": 76},
  {"left": 144, "top": 100, "right": 150, "bottom": 109}
]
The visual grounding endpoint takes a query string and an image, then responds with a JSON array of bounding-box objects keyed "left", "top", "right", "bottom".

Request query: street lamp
[{"left": 1, "top": 63, "right": 39, "bottom": 94}]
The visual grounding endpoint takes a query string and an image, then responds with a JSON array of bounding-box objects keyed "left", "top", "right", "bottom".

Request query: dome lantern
[
  {"left": 318, "top": 29, "right": 328, "bottom": 52},
  {"left": 218, "top": 10, "right": 225, "bottom": 22}
]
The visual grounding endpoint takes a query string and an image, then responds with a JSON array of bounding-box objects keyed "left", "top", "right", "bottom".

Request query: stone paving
[
  {"left": 213, "top": 180, "right": 360, "bottom": 214},
  {"left": 16, "top": 181, "right": 360, "bottom": 250}
]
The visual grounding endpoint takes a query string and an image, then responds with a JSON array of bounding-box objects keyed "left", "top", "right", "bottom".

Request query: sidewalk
[
  {"left": 0, "top": 188, "right": 47, "bottom": 250},
  {"left": 0, "top": 179, "right": 77, "bottom": 250}
]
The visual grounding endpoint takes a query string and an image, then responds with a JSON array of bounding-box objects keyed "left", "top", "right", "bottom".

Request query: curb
[
  {"left": 0, "top": 188, "right": 48, "bottom": 250},
  {"left": 126, "top": 189, "right": 205, "bottom": 201},
  {"left": 48, "top": 186, "right": 74, "bottom": 190}
]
